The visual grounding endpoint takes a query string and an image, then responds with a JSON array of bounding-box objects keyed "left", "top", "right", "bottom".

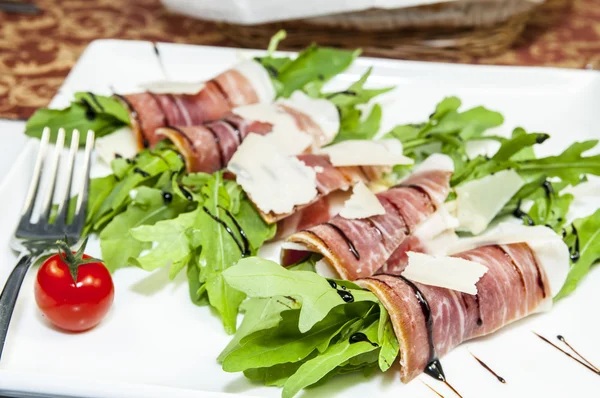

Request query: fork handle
[{"left": 0, "top": 254, "right": 33, "bottom": 360}]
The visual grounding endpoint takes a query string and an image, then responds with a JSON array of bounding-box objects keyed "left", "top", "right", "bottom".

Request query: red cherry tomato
[{"left": 34, "top": 251, "right": 114, "bottom": 332}]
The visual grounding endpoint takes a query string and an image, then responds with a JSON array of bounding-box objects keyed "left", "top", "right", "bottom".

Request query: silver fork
[{"left": 0, "top": 127, "right": 95, "bottom": 359}]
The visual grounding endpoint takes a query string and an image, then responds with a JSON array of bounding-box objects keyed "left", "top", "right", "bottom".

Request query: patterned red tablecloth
[{"left": 1, "top": 0, "right": 599, "bottom": 120}]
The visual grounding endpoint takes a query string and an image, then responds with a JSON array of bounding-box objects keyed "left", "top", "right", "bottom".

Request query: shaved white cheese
[
  {"left": 319, "top": 139, "right": 413, "bottom": 167},
  {"left": 339, "top": 181, "right": 385, "bottom": 219},
  {"left": 421, "top": 229, "right": 460, "bottom": 256},
  {"left": 232, "top": 103, "right": 313, "bottom": 155},
  {"left": 413, "top": 153, "right": 454, "bottom": 174},
  {"left": 233, "top": 59, "right": 276, "bottom": 103},
  {"left": 138, "top": 80, "right": 206, "bottom": 94},
  {"left": 315, "top": 259, "right": 339, "bottom": 279},
  {"left": 402, "top": 251, "right": 488, "bottom": 295},
  {"left": 413, "top": 205, "right": 460, "bottom": 253},
  {"left": 447, "top": 222, "right": 570, "bottom": 298},
  {"left": 278, "top": 91, "right": 340, "bottom": 146},
  {"left": 227, "top": 134, "right": 318, "bottom": 214},
  {"left": 95, "top": 126, "right": 138, "bottom": 165},
  {"left": 456, "top": 170, "right": 524, "bottom": 234}
]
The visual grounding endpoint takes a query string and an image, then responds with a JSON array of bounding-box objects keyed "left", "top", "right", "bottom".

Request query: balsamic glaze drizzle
[
  {"left": 178, "top": 184, "right": 194, "bottom": 201},
  {"left": 205, "top": 125, "right": 225, "bottom": 168},
  {"left": 570, "top": 224, "right": 581, "bottom": 262},
  {"left": 221, "top": 119, "right": 242, "bottom": 143},
  {"left": 87, "top": 92, "right": 105, "bottom": 112},
  {"left": 420, "top": 380, "right": 444, "bottom": 398},
  {"left": 325, "top": 223, "right": 360, "bottom": 259},
  {"left": 557, "top": 335, "right": 599, "bottom": 372},
  {"left": 218, "top": 205, "right": 250, "bottom": 256},
  {"left": 326, "top": 90, "right": 357, "bottom": 99},
  {"left": 534, "top": 332, "right": 600, "bottom": 375},
  {"left": 470, "top": 353, "right": 506, "bottom": 383},
  {"left": 349, "top": 332, "right": 378, "bottom": 347},
  {"left": 168, "top": 126, "right": 196, "bottom": 150},
  {"left": 513, "top": 200, "right": 535, "bottom": 226},
  {"left": 153, "top": 42, "right": 167, "bottom": 77},
  {"left": 326, "top": 279, "right": 355, "bottom": 303},
  {"left": 133, "top": 167, "right": 150, "bottom": 177},
  {"left": 473, "top": 294, "right": 483, "bottom": 326},
  {"left": 542, "top": 180, "right": 554, "bottom": 198},
  {"left": 202, "top": 206, "right": 247, "bottom": 256},
  {"left": 80, "top": 98, "right": 97, "bottom": 121},
  {"left": 162, "top": 191, "right": 173, "bottom": 204}
]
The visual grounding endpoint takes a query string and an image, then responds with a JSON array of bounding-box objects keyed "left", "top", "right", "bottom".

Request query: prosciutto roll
[
  {"left": 358, "top": 238, "right": 568, "bottom": 382},
  {"left": 117, "top": 60, "right": 275, "bottom": 149},
  {"left": 282, "top": 155, "right": 454, "bottom": 280},
  {"left": 259, "top": 153, "right": 386, "bottom": 224},
  {"left": 155, "top": 92, "right": 340, "bottom": 173}
]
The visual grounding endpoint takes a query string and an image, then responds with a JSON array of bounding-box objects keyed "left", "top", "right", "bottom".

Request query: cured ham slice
[
  {"left": 282, "top": 161, "right": 453, "bottom": 280},
  {"left": 117, "top": 60, "right": 274, "bottom": 149},
  {"left": 358, "top": 241, "right": 561, "bottom": 383},
  {"left": 257, "top": 154, "right": 387, "bottom": 225},
  {"left": 156, "top": 114, "right": 273, "bottom": 173}
]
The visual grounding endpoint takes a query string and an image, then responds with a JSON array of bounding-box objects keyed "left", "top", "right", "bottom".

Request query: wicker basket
[{"left": 218, "top": 0, "right": 572, "bottom": 59}]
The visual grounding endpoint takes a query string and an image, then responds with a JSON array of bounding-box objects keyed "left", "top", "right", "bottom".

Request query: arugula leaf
[
  {"left": 277, "top": 46, "right": 360, "bottom": 98},
  {"left": 223, "top": 257, "right": 378, "bottom": 332},
  {"left": 99, "top": 186, "right": 194, "bottom": 272},
  {"left": 555, "top": 209, "right": 600, "bottom": 299},
  {"left": 25, "top": 93, "right": 128, "bottom": 145},
  {"left": 281, "top": 321, "right": 380, "bottom": 398},
  {"left": 129, "top": 209, "right": 198, "bottom": 278}
]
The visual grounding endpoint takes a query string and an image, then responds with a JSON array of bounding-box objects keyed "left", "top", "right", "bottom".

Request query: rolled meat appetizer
[
  {"left": 156, "top": 91, "right": 340, "bottom": 174},
  {"left": 117, "top": 60, "right": 276, "bottom": 149},
  {"left": 282, "top": 154, "right": 455, "bottom": 279},
  {"left": 359, "top": 236, "right": 567, "bottom": 382}
]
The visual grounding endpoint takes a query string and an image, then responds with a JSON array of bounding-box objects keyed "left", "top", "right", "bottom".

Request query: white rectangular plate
[{"left": 1, "top": 40, "right": 599, "bottom": 398}]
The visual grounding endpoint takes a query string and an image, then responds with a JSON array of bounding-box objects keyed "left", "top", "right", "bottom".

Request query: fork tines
[{"left": 17, "top": 127, "right": 95, "bottom": 242}]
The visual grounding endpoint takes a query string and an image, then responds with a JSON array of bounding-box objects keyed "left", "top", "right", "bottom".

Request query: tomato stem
[{"left": 56, "top": 238, "right": 102, "bottom": 283}]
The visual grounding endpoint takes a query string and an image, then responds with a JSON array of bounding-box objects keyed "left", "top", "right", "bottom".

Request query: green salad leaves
[
  {"left": 25, "top": 92, "right": 129, "bottom": 144},
  {"left": 221, "top": 258, "right": 398, "bottom": 398},
  {"left": 556, "top": 209, "right": 600, "bottom": 300}
]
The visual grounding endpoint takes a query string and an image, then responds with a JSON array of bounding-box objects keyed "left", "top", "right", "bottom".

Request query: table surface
[{"left": 0, "top": 0, "right": 599, "bottom": 121}]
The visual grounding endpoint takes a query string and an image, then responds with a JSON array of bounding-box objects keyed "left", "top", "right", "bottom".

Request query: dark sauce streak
[
  {"left": 513, "top": 200, "right": 535, "bottom": 226},
  {"left": 326, "top": 279, "right": 354, "bottom": 303},
  {"left": 152, "top": 42, "right": 167, "bottom": 77},
  {"left": 470, "top": 353, "right": 506, "bottom": 383},
  {"left": 349, "top": 332, "right": 378, "bottom": 347},
  {"left": 385, "top": 199, "right": 411, "bottom": 235},
  {"left": 398, "top": 276, "right": 438, "bottom": 375},
  {"left": 162, "top": 191, "right": 173, "bottom": 204},
  {"left": 570, "top": 224, "right": 581, "bottom": 262},
  {"left": 205, "top": 125, "right": 225, "bottom": 168},
  {"left": 168, "top": 126, "right": 196, "bottom": 150},
  {"left": 473, "top": 294, "right": 483, "bottom": 326},
  {"left": 133, "top": 167, "right": 150, "bottom": 178},
  {"left": 534, "top": 332, "right": 600, "bottom": 375},
  {"left": 557, "top": 335, "right": 600, "bottom": 372},
  {"left": 365, "top": 218, "right": 384, "bottom": 241},
  {"left": 203, "top": 207, "right": 246, "bottom": 255},
  {"left": 114, "top": 153, "right": 123, "bottom": 159},
  {"left": 218, "top": 205, "right": 250, "bottom": 256},
  {"left": 80, "top": 98, "right": 97, "bottom": 121},
  {"left": 125, "top": 158, "right": 135, "bottom": 165},
  {"left": 542, "top": 180, "right": 554, "bottom": 198},
  {"left": 87, "top": 92, "right": 105, "bottom": 112},
  {"left": 221, "top": 119, "right": 243, "bottom": 143},
  {"left": 420, "top": 380, "right": 445, "bottom": 398},
  {"left": 178, "top": 184, "right": 194, "bottom": 201},
  {"left": 211, "top": 79, "right": 231, "bottom": 105},
  {"left": 536, "top": 134, "right": 550, "bottom": 144},
  {"left": 325, "top": 223, "right": 360, "bottom": 260},
  {"left": 498, "top": 246, "right": 526, "bottom": 292}
]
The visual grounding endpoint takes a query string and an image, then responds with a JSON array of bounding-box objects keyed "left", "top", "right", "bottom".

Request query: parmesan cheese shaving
[
  {"left": 95, "top": 126, "right": 138, "bottom": 165},
  {"left": 278, "top": 91, "right": 340, "bottom": 146},
  {"left": 339, "top": 181, "right": 385, "bottom": 219},
  {"left": 233, "top": 59, "right": 276, "bottom": 103},
  {"left": 412, "top": 153, "right": 454, "bottom": 173},
  {"left": 402, "top": 251, "right": 488, "bottom": 295},
  {"left": 447, "top": 223, "right": 570, "bottom": 298},
  {"left": 138, "top": 80, "right": 206, "bottom": 94},
  {"left": 227, "top": 133, "right": 318, "bottom": 215},
  {"left": 456, "top": 169, "right": 525, "bottom": 234},
  {"left": 232, "top": 103, "right": 313, "bottom": 155},
  {"left": 319, "top": 139, "right": 413, "bottom": 167}
]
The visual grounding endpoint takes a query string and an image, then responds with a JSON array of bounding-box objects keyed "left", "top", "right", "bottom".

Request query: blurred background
[{"left": 0, "top": 0, "right": 598, "bottom": 121}]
